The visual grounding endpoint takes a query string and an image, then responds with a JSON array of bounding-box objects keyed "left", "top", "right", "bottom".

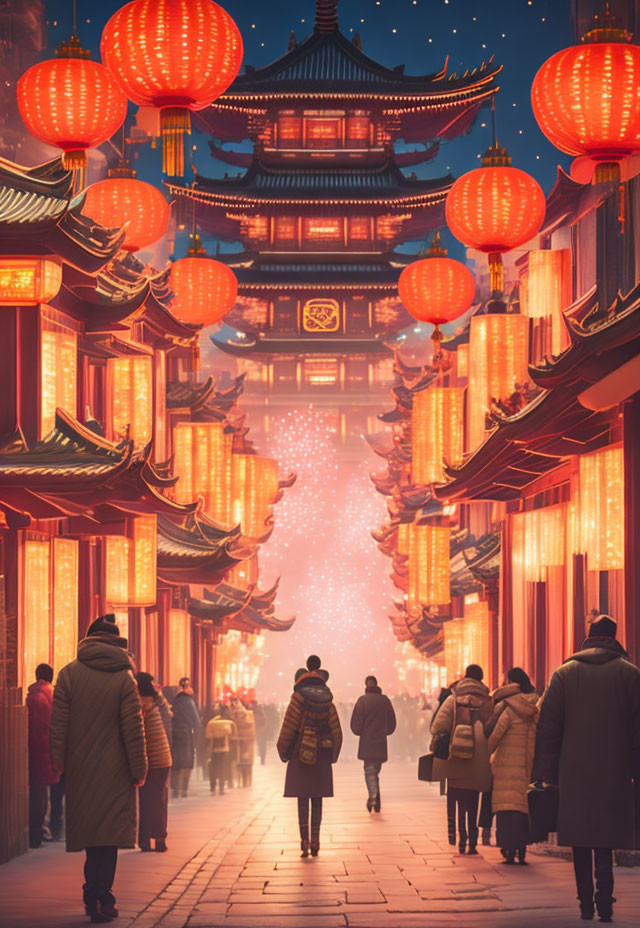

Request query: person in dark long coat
[
  {"left": 170, "top": 677, "right": 201, "bottom": 798},
  {"left": 534, "top": 615, "right": 640, "bottom": 922},
  {"left": 27, "top": 663, "right": 60, "bottom": 848},
  {"left": 350, "top": 675, "right": 396, "bottom": 813},
  {"left": 277, "top": 656, "right": 342, "bottom": 858}
]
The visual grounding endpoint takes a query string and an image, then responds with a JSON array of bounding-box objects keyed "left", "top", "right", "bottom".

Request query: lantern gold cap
[
  {"left": 108, "top": 159, "right": 136, "bottom": 180},
  {"left": 426, "top": 231, "right": 447, "bottom": 258},
  {"left": 56, "top": 33, "right": 91, "bottom": 60},
  {"left": 481, "top": 143, "right": 512, "bottom": 167},
  {"left": 582, "top": 2, "right": 631, "bottom": 43}
]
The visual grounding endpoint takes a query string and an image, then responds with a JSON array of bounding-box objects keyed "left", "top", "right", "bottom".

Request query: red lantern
[
  {"left": 16, "top": 35, "right": 127, "bottom": 172},
  {"left": 101, "top": 0, "right": 243, "bottom": 176},
  {"left": 83, "top": 163, "right": 170, "bottom": 252},
  {"left": 398, "top": 235, "right": 475, "bottom": 327},
  {"left": 532, "top": 8, "right": 640, "bottom": 183},
  {"left": 169, "top": 235, "right": 237, "bottom": 326},
  {"left": 445, "top": 145, "right": 546, "bottom": 292}
]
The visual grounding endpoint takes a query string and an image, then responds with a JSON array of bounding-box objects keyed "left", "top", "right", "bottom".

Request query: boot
[
  {"left": 88, "top": 912, "right": 113, "bottom": 924},
  {"left": 482, "top": 827, "right": 491, "bottom": 846},
  {"left": 518, "top": 847, "right": 527, "bottom": 865},
  {"left": 155, "top": 839, "right": 167, "bottom": 853},
  {"left": 310, "top": 825, "right": 320, "bottom": 857},
  {"left": 374, "top": 790, "right": 381, "bottom": 813},
  {"left": 299, "top": 823, "right": 310, "bottom": 858},
  {"left": 100, "top": 902, "right": 119, "bottom": 918},
  {"left": 366, "top": 797, "right": 373, "bottom": 812},
  {"left": 502, "top": 850, "right": 516, "bottom": 865},
  {"left": 447, "top": 809, "right": 456, "bottom": 846}
]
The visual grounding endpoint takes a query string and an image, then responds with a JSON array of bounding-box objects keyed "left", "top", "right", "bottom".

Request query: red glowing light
[
  {"left": 398, "top": 253, "right": 475, "bottom": 326},
  {"left": 169, "top": 255, "right": 238, "bottom": 327},
  {"left": 83, "top": 177, "right": 170, "bottom": 252}
]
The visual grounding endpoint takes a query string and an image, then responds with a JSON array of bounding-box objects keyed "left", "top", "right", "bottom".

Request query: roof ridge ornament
[{"left": 315, "top": 0, "right": 338, "bottom": 33}]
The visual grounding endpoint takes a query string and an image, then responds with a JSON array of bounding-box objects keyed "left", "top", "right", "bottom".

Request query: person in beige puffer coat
[
  {"left": 50, "top": 614, "right": 147, "bottom": 924},
  {"left": 486, "top": 667, "right": 539, "bottom": 865}
]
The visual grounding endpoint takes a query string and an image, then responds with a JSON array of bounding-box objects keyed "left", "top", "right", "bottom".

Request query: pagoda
[{"left": 167, "top": 0, "right": 500, "bottom": 429}]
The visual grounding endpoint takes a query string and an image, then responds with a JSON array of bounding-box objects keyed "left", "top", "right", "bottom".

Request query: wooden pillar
[
  {"left": 623, "top": 393, "right": 640, "bottom": 664},
  {"left": 534, "top": 581, "right": 547, "bottom": 694},
  {"left": 573, "top": 554, "right": 586, "bottom": 653},
  {"left": 0, "top": 307, "right": 40, "bottom": 444},
  {"left": 487, "top": 582, "right": 500, "bottom": 689},
  {"left": 499, "top": 518, "right": 513, "bottom": 678}
]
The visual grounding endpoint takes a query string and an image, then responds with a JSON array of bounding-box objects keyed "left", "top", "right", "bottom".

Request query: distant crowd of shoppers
[{"left": 24, "top": 610, "right": 640, "bottom": 925}]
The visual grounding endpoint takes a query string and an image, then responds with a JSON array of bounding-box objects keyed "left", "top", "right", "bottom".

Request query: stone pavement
[{"left": 1, "top": 761, "right": 639, "bottom": 928}]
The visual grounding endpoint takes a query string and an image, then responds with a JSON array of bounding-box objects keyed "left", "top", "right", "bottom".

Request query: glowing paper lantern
[
  {"left": 231, "top": 455, "right": 280, "bottom": 538},
  {"left": 40, "top": 327, "right": 77, "bottom": 438},
  {"left": 467, "top": 314, "right": 529, "bottom": 449},
  {"left": 579, "top": 446, "right": 624, "bottom": 570},
  {"left": 101, "top": 0, "right": 243, "bottom": 175},
  {"left": 520, "top": 249, "right": 571, "bottom": 357},
  {"left": 445, "top": 145, "right": 546, "bottom": 293},
  {"left": 105, "top": 515, "right": 157, "bottom": 606},
  {"left": 169, "top": 236, "right": 238, "bottom": 326},
  {"left": 444, "top": 596, "right": 489, "bottom": 681},
  {"left": 411, "top": 387, "right": 464, "bottom": 485},
  {"left": 398, "top": 234, "right": 475, "bottom": 339},
  {"left": 52, "top": 538, "right": 79, "bottom": 672},
  {"left": 23, "top": 540, "right": 51, "bottom": 682},
  {"left": 407, "top": 522, "right": 451, "bottom": 608},
  {"left": 168, "top": 610, "right": 191, "bottom": 682},
  {"left": 17, "top": 35, "right": 127, "bottom": 172},
  {"left": 108, "top": 356, "right": 153, "bottom": 448},
  {"left": 0, "top": 258, "right": 62, "bottom": 305},
  {"left": 531, "top": 11, "right": 640, "bottom": 183},
  {"left": 83, "top": 170, "right": 170, "bottom": 252},
  {"left": 512, "top": 505, "right": 567, "bottom": 582},
  {"left": 173, "top": 422, "right": 233, "bottom": 522}
]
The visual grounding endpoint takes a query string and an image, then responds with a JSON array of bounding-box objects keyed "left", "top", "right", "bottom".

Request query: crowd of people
[{"left": 24, "top": 610, "right": 640, "bottom": 925}]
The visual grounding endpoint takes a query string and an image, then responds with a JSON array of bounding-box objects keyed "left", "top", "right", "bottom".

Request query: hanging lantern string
[{"left": 72, "top": 0, "right": 77, "bottom": 36}]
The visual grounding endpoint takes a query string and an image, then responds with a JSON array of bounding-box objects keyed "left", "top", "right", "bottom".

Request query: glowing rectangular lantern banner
[
  {"left": 579, "top": 446, "right": 624, "bottom": 571},
  {"left": 173, "top": 422, "right": 233, "bottom": 524},
  {"left": 0, "top": 257, "right": 62, "bottom": 305},
  {"left": 407, "top": 522, "right": 451, "bottom": 609},
  {"left": 411, "top": 386, "right": 464, "bottom": 485}
]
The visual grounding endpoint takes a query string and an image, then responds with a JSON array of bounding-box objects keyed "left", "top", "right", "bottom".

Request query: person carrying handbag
[
  {"left": 430, "top": 665, "right": 493, "bottom": 854},
  {"left": 277, "top": 656, "right": 342, "bottom": 858}
]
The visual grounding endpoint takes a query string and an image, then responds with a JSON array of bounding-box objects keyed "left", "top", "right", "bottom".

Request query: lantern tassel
[
  {"left": 619, "top": 181, "right": 626, "bottom": 235},
  {"left": 488, "top": 252, "right": 504, "bottom": 294},
  {"left": 161, "top": 107, "right": 191, "bottom": 177}
]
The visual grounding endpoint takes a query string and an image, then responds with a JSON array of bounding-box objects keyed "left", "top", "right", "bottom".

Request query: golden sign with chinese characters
[{"left": 302, "top": 298, "right": 340, "bottom": 333}]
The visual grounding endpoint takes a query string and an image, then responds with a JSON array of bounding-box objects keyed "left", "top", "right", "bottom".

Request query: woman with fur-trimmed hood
[{"left": 277, "top": 655, "right": 342, "bottom": 858}]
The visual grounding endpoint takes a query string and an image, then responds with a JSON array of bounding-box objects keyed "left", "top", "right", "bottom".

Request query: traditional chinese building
[
  {"left": 167, "top": 0, "right": 500, "bottom": 445},
  {"left": 0, "top": 155, "right": 294, "bottom": 863}
]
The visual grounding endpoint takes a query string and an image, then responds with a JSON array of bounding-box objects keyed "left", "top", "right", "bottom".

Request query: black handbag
[
  {"left": 527, "top": 783, "right": 559, "bottom": 843},
  {"left": 432, "top": 732, "right": 450, "bottom": 760},
  {"left": 418, "top": 753, "right": 435, "bottom": 782}
]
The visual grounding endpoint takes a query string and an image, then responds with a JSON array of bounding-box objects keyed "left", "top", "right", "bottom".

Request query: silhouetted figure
[
  {"left": 277, "top": 655, "right": 342, "bottom": 857},
  {"left": 27, "top": 663, "right": 59, "bottom": 848},
  {"left": 205, "top": 704, "right": 237, "bottom": 794},
  {"left": 50, "top": 614, "right": 147, "bottom": 924},
  {"left": 486, "top": 668, "right": 539, "bottom": 865},
  {"left": 170, "top": 677, "right": 201, "bottom": 798},
  {"left": 534, "top": 615, "right": 640, "bottom": 922},
  {"left": 136, "top": 672, "right": 172, "bottom": 852},
  {"left": 430, "top": 665, "right": 493, "bottom": 854},
  {"left": 350, "top": 675, "right": 396, "bottom": 812}
]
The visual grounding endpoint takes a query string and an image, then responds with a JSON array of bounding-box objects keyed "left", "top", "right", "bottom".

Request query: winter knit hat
[
  {"left": 588, "top": 614, "right": 617, "bottom": 639},
  {"left": 136, "top": 671, "right": 156, "bottom": 697},
  {"left": 87, "top": 613, "right": 120, "bottom": 637}
]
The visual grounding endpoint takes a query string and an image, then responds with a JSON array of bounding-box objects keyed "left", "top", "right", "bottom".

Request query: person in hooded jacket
[
  {"left": 350, "top": 675, "right": 396, "bottom": 812},
  {"left": 430, "top": 664, "right": 493, "bottom": 854},
  {"left": 50, "top": 614, "right": 147, "bottom": 925},
  {"left": 486, "top": 668, "right": 539, "bottom": 865},
  {"left": 534, "top": 615, "right": 640, "bottom": 923},
  {"left": 27, "top": 663, "right": 60, "bottom": 848},
  {"left": 277, "top": 655, "right": 342, "bottom": 858},
  {"left": 170, "top": 677, "right": 202, "bottom": 798}
]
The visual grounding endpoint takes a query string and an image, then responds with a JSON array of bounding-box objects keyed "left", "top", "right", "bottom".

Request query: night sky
[{"left": 43, "top": 0, "right": 573, "bottom": 258}]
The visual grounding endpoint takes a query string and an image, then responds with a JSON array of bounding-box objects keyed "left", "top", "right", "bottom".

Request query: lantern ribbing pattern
[
  {"left": 101, "top": 0, "right": 243, "bottom": 175},
  {"left": 398, "top": 253, "right": 475, "bottom": 326},
  {"left": 169, "top": 235, "right": 238, "bottom": 326},
  {"left": 83, "top": 174, "right": 170, "bottom": 252}
]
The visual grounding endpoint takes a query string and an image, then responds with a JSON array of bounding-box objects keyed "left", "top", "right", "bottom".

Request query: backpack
[
  {"left": 297, "top": 694, "right": 333, "bottom": 765},
  {"left": 449, "top": 699, "right": 475, "bottom": 760}
]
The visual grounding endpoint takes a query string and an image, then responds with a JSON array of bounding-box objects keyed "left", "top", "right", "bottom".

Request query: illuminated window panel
[
  {"left": 168, "top": 610, "right": 191, "bottom": 684},
  {"left": 512, "top": 505, "right": 567, "bottom": 582},
  {"left": 578, "top": 446, "right": 624, "bottom": 571},
  {"left": 468, "top": 314, "right": 529, "bottom": 450},
  {"left": 346, "top": 114, "right": 370, "bottom": 147},
  {"left": 348, "top": 216, "right": 370, "bottom": 242},
  {"left": 412, "top": 387, "right": 464, "bottom": 485},
  {"left": 40, "top": 328, "right": 77, "bottom": 438},
  {"left": 306, "top": 117, "right": 341, "bottom": 149},
  {"left": 303, "top": 358, "right": 339, "bottom": 386},
  {"left": 520, "top": 249, "right": 572, "bottom": 357},
  {"left": 302, "top": 217, "right": 343, "bottom": 245},
  {"left": 456, "top": 344, "right": 469, "bottom": 380},
  {"left": 277, "top": 114, "right": 302, "bottom": 147},
  {"left": 173, "top": 422, "right": 234, "bottom": 524},
  {"left": 52, "top": 538, "right": 78, "bottom": 674},
  {"left": 108, "top": 355, "right": 153, "bottom": 448},
  {"left": 104, "top": 516, "right": 157, "bottom": 607},
  {"left": 23, "top": 539, "right": 51, "bottom": 685},
  {"left": 274, "top": 216, "right": 297, "bottom": 242}
]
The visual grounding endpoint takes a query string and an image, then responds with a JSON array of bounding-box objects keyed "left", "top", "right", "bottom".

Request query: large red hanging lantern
[
  {"left": 17, "top": 35, "right": 127, "bottom": 172},
  {"left": 101, "top": 0, "right": 243, "bottom": 176},
  {"left": 398, "top": 233, "right": 475, "bottom": 356},
  {"left": 83, "top": 163, "right": 170, "bottom": 252},
  {"left": 445, "top": 144, "right": 546, "bottom": 293},
  {"left": 169, "top": 234, "right": 238, "bottom": 326},
  {"left": 531, "top": 6, "right": 640, "bottom": 184}
]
